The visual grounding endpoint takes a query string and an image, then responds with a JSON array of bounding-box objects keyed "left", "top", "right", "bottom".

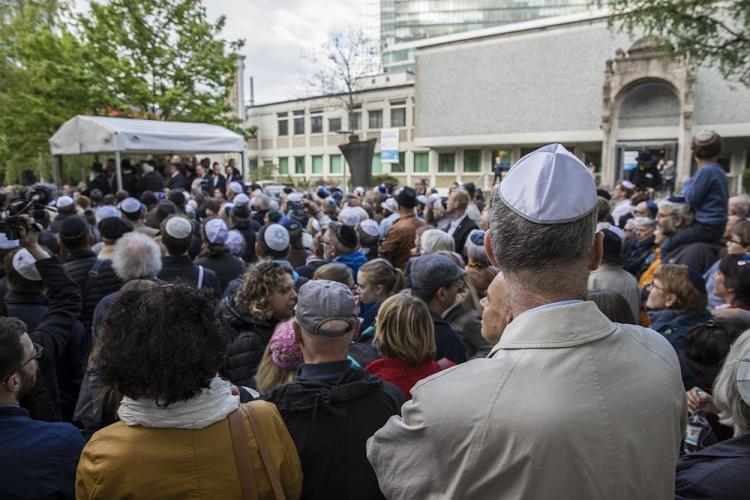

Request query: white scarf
[{"left": 118, "top": 376, "right": 239, "bottom": 429}]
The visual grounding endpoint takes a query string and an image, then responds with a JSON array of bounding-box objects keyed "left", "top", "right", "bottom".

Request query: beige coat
[{"left": 368, "top": 301, "right": 687, "bottom": 499}]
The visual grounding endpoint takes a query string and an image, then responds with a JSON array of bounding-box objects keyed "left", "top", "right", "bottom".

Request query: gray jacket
[{"left": 368, "top": 301, "right": 687, "bottom": 499}]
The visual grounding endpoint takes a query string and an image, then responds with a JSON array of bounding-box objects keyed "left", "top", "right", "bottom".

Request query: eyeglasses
[
  {"left": 728, "top": 239, "right": 746, "bottom": 246},
  {"left": 3, "top": 343, "right": 43, "bottom": 384},
  {"left": 645, "top": 282, "right": 669, "bottom": 294}
]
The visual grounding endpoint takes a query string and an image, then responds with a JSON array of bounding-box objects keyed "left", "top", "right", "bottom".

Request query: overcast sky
[{"left": 204, "top": 0, "right": 368, "bottom": 105}]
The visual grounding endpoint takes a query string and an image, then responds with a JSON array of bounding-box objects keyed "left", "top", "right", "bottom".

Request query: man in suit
[
  {"left": 166, "top": 156, "right": 188, "bottom": 191},
  {"left": 210, "top": 162, "right": 226, "bottom": 195},
  {"left": 445, "top": 189, "right": 478, "bottom": 257}
]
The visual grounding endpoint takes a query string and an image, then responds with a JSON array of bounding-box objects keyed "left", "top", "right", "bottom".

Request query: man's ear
[
  {"left": 484, "top": 230, "right": 500, "bottom": 268},
  {"left": 292, "top": 320, "right": 304, "bottom": 346},
  {"left": 589, "top": 231, "right": 604, "bottom": 271}
]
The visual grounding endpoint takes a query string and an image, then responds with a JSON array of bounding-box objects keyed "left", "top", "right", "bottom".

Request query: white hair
[
  {"left": 713, "top": 329, "right": 750, "bottom": 434},
  {"left": 657, "top": 198, "right": 694, "bottom": 226},
  {"left": 112, "top": 232, "right": 162, "bottom": 281},
  {"left": 420, "top": 229, "right": 455, "bottom": 254},
  {"left": 632, "top": 217, "right": 656, "bottom": 229}
]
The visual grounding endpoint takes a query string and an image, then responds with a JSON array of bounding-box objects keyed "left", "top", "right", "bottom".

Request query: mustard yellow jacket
[{"left": 76, "top": 401, "right": 302, "bottom": 499}]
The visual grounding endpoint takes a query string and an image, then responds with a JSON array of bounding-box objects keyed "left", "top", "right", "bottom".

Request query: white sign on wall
[{"left": 380, "top": 128, "right": 399, "bottom": 163}]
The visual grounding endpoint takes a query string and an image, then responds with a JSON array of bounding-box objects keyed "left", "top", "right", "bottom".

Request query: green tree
[
  {"left": 0, "top": 0, "right": 101, "bottom": 183},
  {"left": 602, "top": 0, "right": 750, "bottom": 85},
  {"left": 78, "top": 0, "right": 244, "bottom": 127}
]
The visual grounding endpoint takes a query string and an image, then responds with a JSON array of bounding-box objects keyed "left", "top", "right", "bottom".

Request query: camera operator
[{"left": 0, "top": 216, "right": 84, "bottom": 499}]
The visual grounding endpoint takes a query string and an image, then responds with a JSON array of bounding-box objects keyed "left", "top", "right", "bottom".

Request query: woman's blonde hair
[
  {"left": 358, "top": 258, "right": 405, "bottom": 295},
  {"left": 313, "top": 263, "right": 353, "bottom": 288},
  {"left": 653, "top": 264, "right": 708, "bottom": 312},
  {"left": 375, "top": 294, "right": 435, "bottom": 366},
  {"left": 255, "top": 345, "right": 296, "bottom": 396}
]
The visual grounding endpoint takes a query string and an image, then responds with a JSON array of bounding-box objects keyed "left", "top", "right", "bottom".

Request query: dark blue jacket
[
  {"left": 4, "top": 291, "right": 88, "bottom": 421},
  {"left": 684, "top": 162, "right": 728, "bottom": 225},
  {"left": 0, "top": 405, "right": 85, "bottom": 499},
  {"left": 676, "top": 434, "right": 750, "bottom": 500},
  {"left": 648, "top": 308, "right": 711, "bottom": 389},
  {"left": 334, "top": 250, "right": 368, "bottom": 281},
  {"left": 432, "top": 314, "right": 467, "bottom": 364}
]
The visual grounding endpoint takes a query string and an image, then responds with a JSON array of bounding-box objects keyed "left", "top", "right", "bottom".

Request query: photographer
[{"left": 0, "top": 217, "right": 84, "bottom": 499}]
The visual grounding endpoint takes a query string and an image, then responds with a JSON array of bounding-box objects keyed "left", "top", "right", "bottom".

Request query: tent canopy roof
[{"left": 49, "top": 115, "right": 245, "bottom": 155}]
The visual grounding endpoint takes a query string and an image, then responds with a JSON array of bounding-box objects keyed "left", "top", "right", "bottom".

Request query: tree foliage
[
  {"left": 304, "top": 29, "right": 378, "bottom": 127},
  {"left": 0, "top": 0, "right": 245, "bottom": 184},
  {"left": 602, "top": 0, "right": 750, "bottom": 85}
]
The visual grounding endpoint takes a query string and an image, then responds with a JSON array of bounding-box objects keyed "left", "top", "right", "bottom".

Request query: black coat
[
  {"left": 18, "top": 258, "right": 82, "bottom": 421},
  {"left": 676, "top": 434, "right": 750, "bottom": 500},
  {"left": 79, "top": 259, "right": 123, "bottom": 334},
  {"left": 232, "top": 222, "right": 257, "bottom": 263},
  {"left": 219, "top": 296, "right": 278, "bottom": 387},
  {"left": 451, "top": 215, "right": 478, "bottom": 256},
  {"left": 136, "top": 170, "right": 164, "bottom": 195},
  {"left": 629, "top": 164, "right": 662, "bottom": 191},
  {"left": 5, "top": 291, "right": 89, "bottom": 421},
  {"left": 265, "top": 365, "right": 404, "bottom": 500},
  {"left": 111, "top": 170, "right": 137, "bottom": 196},
  {"left": 87, "top": 174, "right": 110, "bottom": 196},
  {"left": 167, "top": 172, "right": 188, "bottom": 191},
  {"left": 62, "top": 250, "right": 97, "bottom": 290},
  {"left": 196, "top": 251, "right": 246, "bottom": 292},
  {"left": 209, "top": 173, "right": 226, "bottom": 194},
  {"left": 433, "top": 314, "right": 467, "bottom": 363},
  {"left": 157, "top": 254, "right": 221, "bottom": 295}
]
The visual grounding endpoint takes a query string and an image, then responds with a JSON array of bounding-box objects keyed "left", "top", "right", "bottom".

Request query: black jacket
[
  {"left": 5, "top": 291, "right": 88, "bottom": 421},
  {"left": 157, "top": 254, "right": 221, "bottom": 295},
  {"left": 232, "top": 222, "right": 257, "bottom": 263},
  {"left": 265, "top": 363, "right": 404, "bottom": 500},
  {"left": 629, "top": 164, "right": 662, "bottom": 191},
  {"left": 451, "top": 215, "right": 478, "bottom": 256},
  {"left": 196, "top": 251, "right": 246, "bottom": 293},
  {"left": 87, "top": 174, "right": 110, "bottom": 196},
  {"left": 50, "top": 212, "right": 75, "bottom": 234},
  {"left": 432, "top": 314, "right": 467, "bottom": 363},
  {"left": 111, "top": 170, "right": 137, "bottom": 196},
  {"left": 62, "top": 250, "right": 97, "bottom": 290},
  {"left": 209, "top": 172, "right": 226, "bottom": 194},
  {"left": 219, "top": 296, "right": 278, "bottom": 387},
  {"left": 136, "top": 170, "right": 163, "bottom": 195},
  {"left": 79, "top": 259, "right": 122, "bottom": 334},
  {"left": 167, "top": 173, "right": 188, "bottom": 191},
  {"left": 676, "top": 434, "right": 750, "bottom": 500},
  {"left": 19, "top": 258, "right": 82, "bottom": 421}
]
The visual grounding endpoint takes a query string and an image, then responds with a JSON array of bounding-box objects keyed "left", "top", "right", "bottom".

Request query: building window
[
  {"left": 391, "top": 152, "right": 406, "bottom": 173},
  {"left": 279, "top": 157, "right": 289, "bottom": 175},
  {"left": 328, "top": 117, "right": 342, "bottom": 133},
  {"left": 293, "top": 111, "right": 304, "bottom": 135},
  {"left": 310, "top": 114, "right": 323, "bottom": 134},
  {"left": 351, "top": 110, "right": 361, "bottom": 130},
  {"left": 438, "top": 153, "right": 455, "bottom": 173},
  {"left": 294, "top": 156, "right": 305, "bottom": 174},
  {"left": 414, "top": 152, "right": 429, "bottom": 173},
  {"left": 312, "top": 155, "right": 323, "bottom": 174},
  {"left": 372, "top": 153, "right": 382, "bottom": 174},
  {"left": 330, "top": 154, "right": 342, "bottom": 174},
  {"left": 390, "top": 102, "right": 406, "bottom": 127},
  {"left": 277, "top": 114, "right": 288, "bottom": 136},
  {"left": 463, "top": 150, "right": 481, "bottom": 172},
  {"left": 368, "top": 110, "right": 383, "bottom": 129}
]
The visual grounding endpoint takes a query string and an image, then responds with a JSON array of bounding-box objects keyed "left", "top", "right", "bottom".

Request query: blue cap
[{"left": 317, "top": 187, "right": 330, "bottom": 199}]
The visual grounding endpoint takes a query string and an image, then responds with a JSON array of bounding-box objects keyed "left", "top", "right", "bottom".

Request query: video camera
[{"left": 0, "top": 185, "right": 54, "bottom": 240}]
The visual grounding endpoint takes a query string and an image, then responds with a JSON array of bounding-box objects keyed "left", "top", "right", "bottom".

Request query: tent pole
[
  {"left": 240, "top": 150, "right": 246, "bottom": 182},
  {"left": 115, "top": 151, "right": 123, "bottom": 192},
  {"left": 51, "top": 155, "right": 60, "bottom": 186}
]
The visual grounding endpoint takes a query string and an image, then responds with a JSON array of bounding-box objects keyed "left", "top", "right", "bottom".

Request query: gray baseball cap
[
  {"left": 410, "top": 254, "right": 466, "bottom": 291},
  {"left": 295, "top": 280, "right": 358, "bottom": 337}
]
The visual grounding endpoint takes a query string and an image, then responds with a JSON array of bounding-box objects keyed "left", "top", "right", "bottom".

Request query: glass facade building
[{"left": 381, "top": 0, "right": 589, "bottom": 72}]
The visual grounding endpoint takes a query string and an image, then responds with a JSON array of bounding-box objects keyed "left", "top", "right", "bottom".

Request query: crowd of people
[{"left": 0, "top": 130, "right": 749, "bottom": 499}]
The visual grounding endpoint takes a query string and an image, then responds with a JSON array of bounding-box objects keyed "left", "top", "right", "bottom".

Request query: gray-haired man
[{"left": 368, "top": 144, "right": 686, "bottom": 499}]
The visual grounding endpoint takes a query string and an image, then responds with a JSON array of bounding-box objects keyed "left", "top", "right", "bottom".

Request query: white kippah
[
  {"left": 263, "top": 223, "right": 290, "bottom": 252},
  {"left": 0, "top": 233, "right": 19, "bottom": 250},
  {"left": 95, "top": 206, "right": 120, "bottom": 223},
  {"left": 229, "top": 181, "right": 243, "bottom": 194},
  {"left": 234, "top": 193, "right": 250, "bottom": 206},
  {"left": 56, "top": 196, "right": 74, "bottom": 208},
  {"left": 13, "top": 248, "right": 42, "bottom": 281},
  {"left": 204, "top": 218, "right": 228, "bottom": 245},
  {"left": 498, "top": 143, "right": 597, "bottom": 224},
  {"left": 738, "top": 352, "right": 750, "bottom": 406},
  {"left": 382, "top": 197, "right": 398, "bottom": 213},
  {"left": 359, "top": 219, "right": 379, "bottom": 238},
  {"left": 165, "top": 217, "right": 193, "bottom": 239},
  {"left": 119, "top": 197, "right": 142, "bottom": 214}
]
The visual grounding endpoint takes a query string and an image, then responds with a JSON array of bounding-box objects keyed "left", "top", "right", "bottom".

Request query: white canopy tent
[{"left": 49, "top": 115, "right": 245, "bottom": 190}]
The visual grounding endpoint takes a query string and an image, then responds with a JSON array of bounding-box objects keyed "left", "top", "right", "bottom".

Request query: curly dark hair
[
  {"left": 235, "top": 260, "right": 292, "bottom": 320},
  {"left": 96, "top": 283, "right": 231, "bottom": 407}
]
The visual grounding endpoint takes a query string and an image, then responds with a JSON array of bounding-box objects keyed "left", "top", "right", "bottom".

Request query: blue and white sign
[{"left": 380, "top": 128, "right": 399, "bottom": 163}]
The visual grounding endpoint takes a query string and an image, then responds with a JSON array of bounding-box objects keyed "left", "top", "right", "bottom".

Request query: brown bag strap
[
  {"left": 239, "top": 403, "right": 287, "bottom": 500},
  {"left": 228, "top": 409, "right": 259, "bottom": 500}
]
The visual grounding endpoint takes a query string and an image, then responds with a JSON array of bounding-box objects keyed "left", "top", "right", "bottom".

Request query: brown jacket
[
  {"left": 378, "top": 212, "right": 424, "bottom": 269},
  {"left": 76, "top": 401, "right": 303, "bottom": 499}
]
